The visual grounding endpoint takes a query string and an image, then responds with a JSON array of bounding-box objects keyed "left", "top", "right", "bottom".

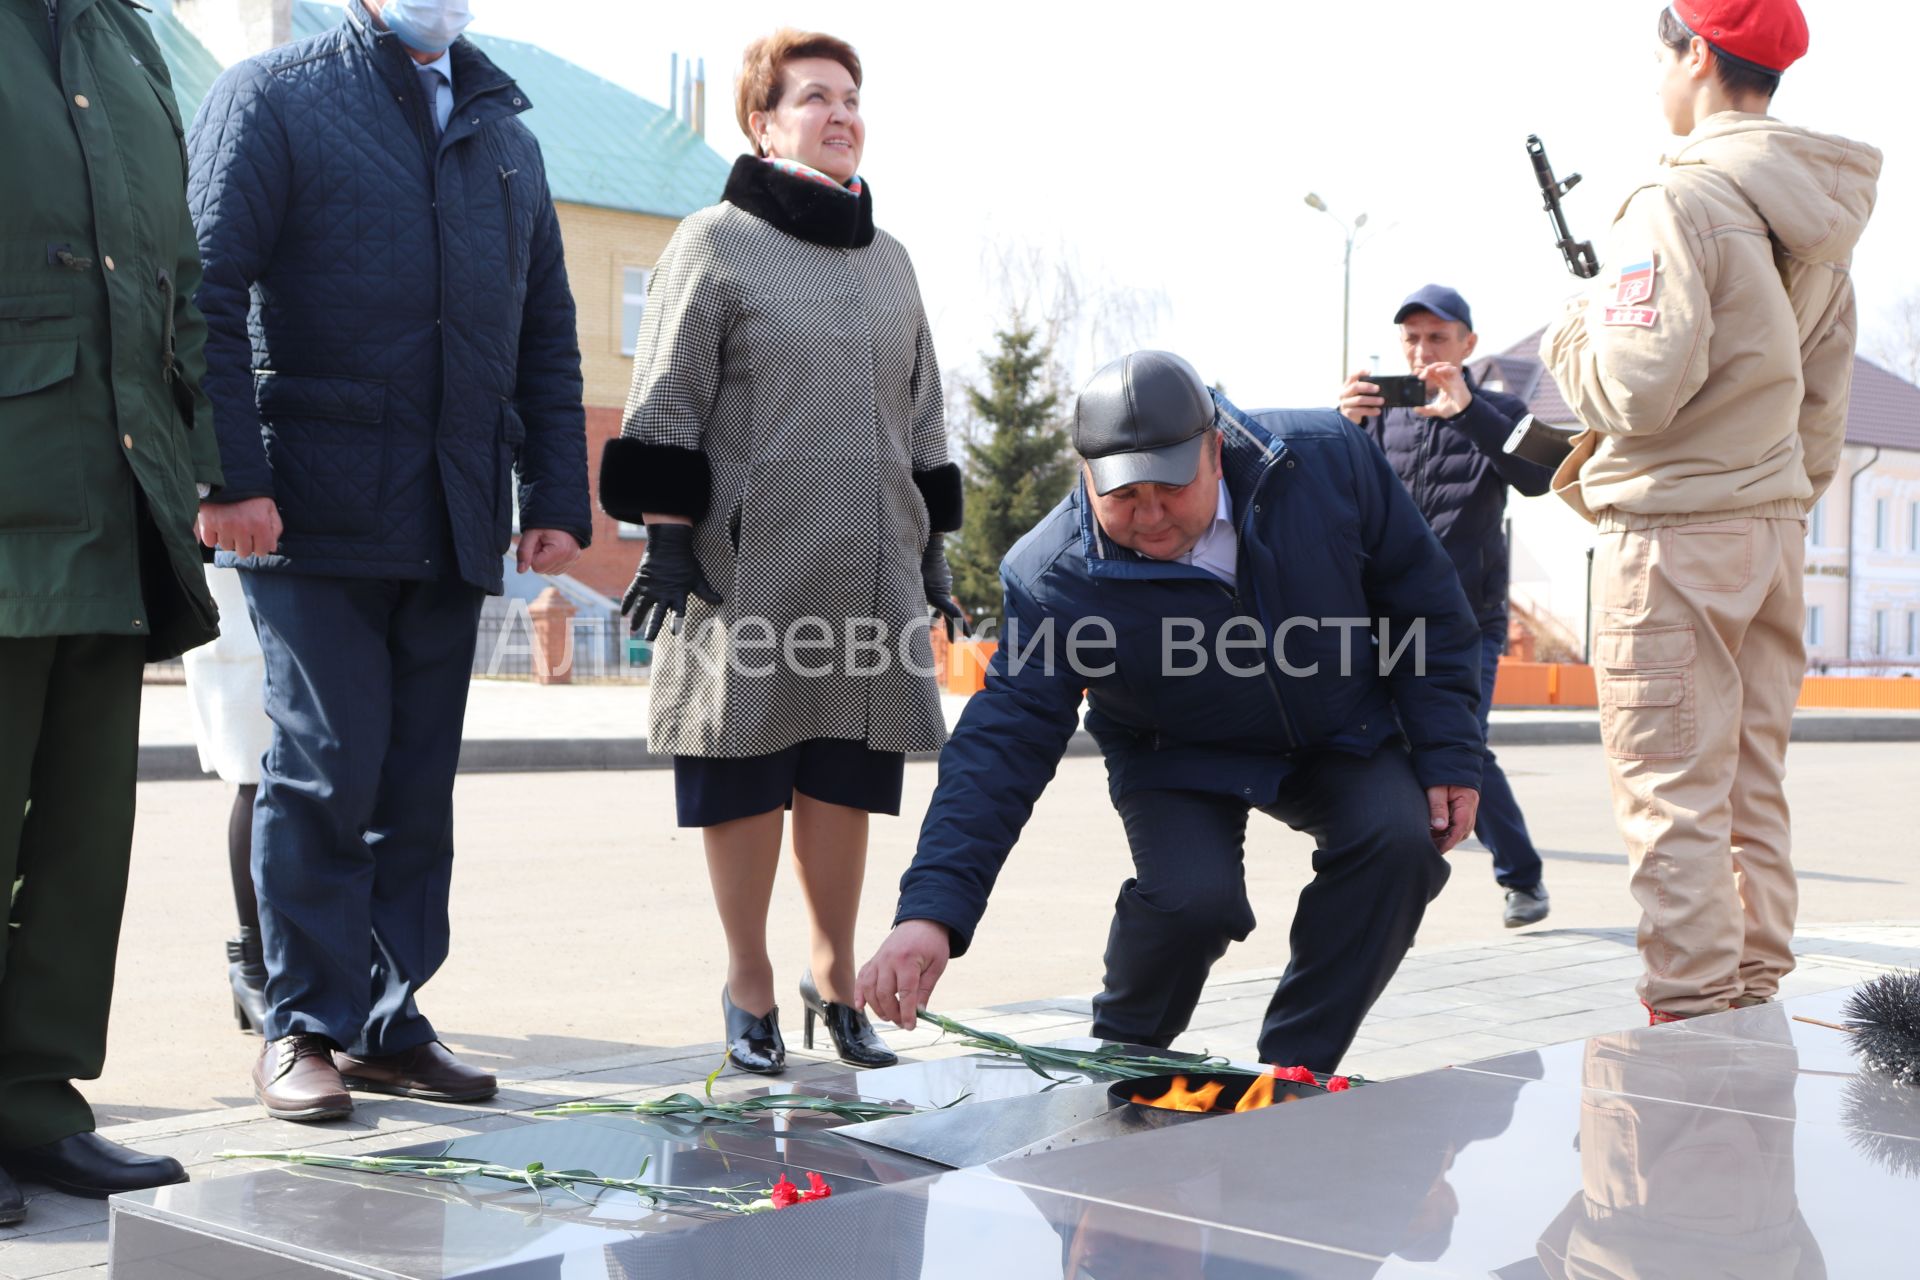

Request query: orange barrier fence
[
  {"left": 1491, "top": 661, "right": 1596, "bottom": 707},
  {"left": 1494, "top": 660, "right": 1920, "bottom": 710},
  {"left": 1797, "top": 675, "right": 1920, "bottom": 710},
  {"left": 938, "top": 644, "right": 1919, "bottom": 710},
  {"left": 947, "top": 640, "right": 998, "bottom": 696}
]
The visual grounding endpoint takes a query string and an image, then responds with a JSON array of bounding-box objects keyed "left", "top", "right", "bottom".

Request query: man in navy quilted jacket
[
  {"left": 187, "top": 0, "right": 591, "bottom": 1121},
  {"left": 1338, "top": 286, "right": 1555, "bottom": 930}
]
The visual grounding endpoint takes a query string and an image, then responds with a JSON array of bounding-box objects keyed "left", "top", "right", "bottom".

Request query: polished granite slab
[
  {"left": 109, "top": 995, "right": 1920, "bottom": 1278},
  {"left": 1454, "top": 990, "right": 1920, "bottom": 1145},
  {"left": 587, "top": 1171, "right": 1425, "bottom": 1280}
]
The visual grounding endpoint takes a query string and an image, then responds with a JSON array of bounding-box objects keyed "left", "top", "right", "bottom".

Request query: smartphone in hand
[{"left": 1372, "top": 375, "right": 1433, "bottom": 409}]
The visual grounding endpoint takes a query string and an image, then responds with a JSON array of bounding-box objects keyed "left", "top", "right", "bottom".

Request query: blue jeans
[
  {"left": 241, "top": 571, "right": 483, "bottom": 1054},
  {"left": 1477, "top": 618, "right": 1543, "bottom": 890}
]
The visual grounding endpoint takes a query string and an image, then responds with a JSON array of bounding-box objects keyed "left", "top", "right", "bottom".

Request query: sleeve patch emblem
[
  {"left": 1603, "top": 306, "right": 1659, "bottom": 328},
  {"left": 1614, "top": 256, "right": 1658, "bottom": 306}
]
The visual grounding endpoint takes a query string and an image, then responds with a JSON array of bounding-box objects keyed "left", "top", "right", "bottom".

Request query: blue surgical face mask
[{"left": 380, "top": 0, "right": 473, "bottom": 55}]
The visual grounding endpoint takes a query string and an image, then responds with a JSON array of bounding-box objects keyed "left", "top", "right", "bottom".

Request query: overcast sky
[{"left": 468, "top": 0, "right": 1914, "bottom": 409}]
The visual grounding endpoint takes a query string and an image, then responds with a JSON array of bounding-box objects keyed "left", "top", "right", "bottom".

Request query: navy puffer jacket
[
  {"left": 187, "top": 0, "right": 589, "bottom": 592},
  {"left": 1363, "top": 373, "right": 1549, "bottom": 624}
]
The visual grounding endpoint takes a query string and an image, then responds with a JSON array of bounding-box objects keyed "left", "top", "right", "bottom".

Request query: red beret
[{"left": 1671, "top": 0, "right": 1809, "bottom": 74}]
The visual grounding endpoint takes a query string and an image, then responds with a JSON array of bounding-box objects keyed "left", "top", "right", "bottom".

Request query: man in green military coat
[{"left": 0, "top": 0, "right": 229, "bottom": 1216}]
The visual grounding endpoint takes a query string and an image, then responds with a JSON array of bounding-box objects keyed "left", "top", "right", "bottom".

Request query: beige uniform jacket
[{"left": 1543, "top": 113, "right": 1879, "bottom": 531}]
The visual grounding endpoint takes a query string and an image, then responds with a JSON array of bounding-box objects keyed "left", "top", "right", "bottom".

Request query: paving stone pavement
[{"left": 6, "top": 921, "right": 1916, "bottom": 1278}]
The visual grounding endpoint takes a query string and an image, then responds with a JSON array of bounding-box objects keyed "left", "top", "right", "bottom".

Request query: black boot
[
  {"left": 228, "top": 927, "right": 269, "bottom": 1035},
  {"left": 722, "top": 986, "right": 785, "bottom": 1075},
  {"left": 799, "top": 971, "right": 897, "bottom": 1068},
  {"left": 0, "top": 1133, "right": 187, "bottom": 1199}
]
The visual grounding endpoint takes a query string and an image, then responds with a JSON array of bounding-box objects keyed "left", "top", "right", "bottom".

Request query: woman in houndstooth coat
[{"left": 598, "top": 30, "right": 962, "bottom": 1077}]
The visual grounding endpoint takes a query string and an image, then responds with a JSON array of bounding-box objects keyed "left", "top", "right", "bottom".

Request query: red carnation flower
[
  {"left": 769, "top": 1175, "right": 801, "bottom": 1209},
  {"left": 802, "top": 1171, "right": 831, "bottom": 1201},
  {"left": 1270, "top": 1065, "right": 1316, "bottom": 1084},
  {"left": 1325, "top": 1076, "right": 1351, "bottom": 1092}
]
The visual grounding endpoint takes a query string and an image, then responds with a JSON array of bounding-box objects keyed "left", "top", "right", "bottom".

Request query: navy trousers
[
  {"left": 241, "top": 571, "right": 483, "bottom": 1054},
  {"left": 1474, "top": 619, "right": 1544, "bottom": 891},
  {"left": 1090, "top": 744, "right": 1450, "bottom": 1072}
]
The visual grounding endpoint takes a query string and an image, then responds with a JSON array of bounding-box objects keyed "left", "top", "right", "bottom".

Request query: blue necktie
[{"left": 417, "top": 65, "right": 445, "bottom": 136}]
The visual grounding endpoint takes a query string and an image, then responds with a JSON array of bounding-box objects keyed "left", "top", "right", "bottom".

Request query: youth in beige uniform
[{"left": 1543, "top": 1, "right": 1879, "bottom": 1020}]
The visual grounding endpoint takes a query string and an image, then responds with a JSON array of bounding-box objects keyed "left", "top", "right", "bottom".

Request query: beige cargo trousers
[{"left": 1592, "top": 516, "right": 1805, "bottom": 1017}]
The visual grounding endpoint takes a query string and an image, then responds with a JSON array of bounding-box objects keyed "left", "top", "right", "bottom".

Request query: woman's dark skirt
[{"left": 673, "top": 737, "right": 907, "bottom": 828}]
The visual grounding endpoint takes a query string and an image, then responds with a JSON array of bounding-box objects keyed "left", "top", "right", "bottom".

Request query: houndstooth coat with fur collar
[{"left": 599, "top": 158, "right": 963, "bottom": 758}]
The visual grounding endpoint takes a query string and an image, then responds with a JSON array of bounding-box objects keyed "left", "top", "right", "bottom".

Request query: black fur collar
[{"left": 722, "top": 155, "right": 876, "bottom": 249}]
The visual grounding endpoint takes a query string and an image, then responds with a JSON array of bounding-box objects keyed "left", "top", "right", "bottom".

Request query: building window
[
  {"left": 1873, "top": 498, "right": 1889, "bottom": 550},
  {"left": 618, "top": 521, "right": 647, "bottom": 541},
  {"left": 1807, "top": 497, "right": 1826, "bottom": 547},
  {"left": 1873, "top": 609, "right": 1888, "bottom": 656},
  {"left": 1910, "top": 502, "right": 1919, "bottom": 553},
  {"left": 1805, "top": 604, "right": 1823, "bottom": 647},
  {"left": 619, "top": 267, "right": 652, "bottom": 356},
  {"left": 1909, "top": 609, "right": 1919, "bottom": 657}
]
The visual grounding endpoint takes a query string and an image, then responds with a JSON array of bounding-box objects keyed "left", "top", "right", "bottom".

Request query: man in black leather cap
[{"left": 859, "top": 351, "right": 1484, "bottom": 1071}]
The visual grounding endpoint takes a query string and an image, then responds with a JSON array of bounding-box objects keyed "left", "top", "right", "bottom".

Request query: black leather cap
[{"left": 1073, "top": 351, "right": 1216, "bottom": 495}]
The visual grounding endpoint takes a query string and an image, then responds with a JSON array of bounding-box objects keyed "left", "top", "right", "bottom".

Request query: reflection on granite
[
  {"left": 813, "top": 1050, "right": 1095, "bottom": 1107},
  {"left": 116, "top": 1167, "right": 648, "bottom": 1279},
  {"left": 1459, "top": 1001, "right": 1920, "bottom": 1144},
  {"left": 109, "top": 996, "right": 1920, "bottom": 1280},
  {"left": 832, "top": 1083, "right": 1119, "bottom": 1169},
  {"left": 1531, "top": 1019, "right": 1826, "bottom": 1280},
  {"left": 594, "top": 1170, "right": 1397, "bottom": 1280},
  {"left": 411, "top": 1114, "right": 942, "bottom": 1193},
  {"left": 980, "top": 1065, "right": 1536, "bottom": 1266}
]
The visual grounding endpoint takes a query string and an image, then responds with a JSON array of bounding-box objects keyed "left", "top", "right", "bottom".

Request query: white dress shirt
[{"left": 1178, "top": 478, "right": 1239, "bottom": 589}]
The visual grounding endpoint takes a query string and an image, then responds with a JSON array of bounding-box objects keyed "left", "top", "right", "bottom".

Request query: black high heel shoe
[
  {"left": 799, "top": 971, "right": 898, "bottom": 1068},
  {"left": 228, "top": 928, "right": 269, "bottom": 1035},
  {"left": 722, "top": 986, "right": 786, "bottom": 1075}
]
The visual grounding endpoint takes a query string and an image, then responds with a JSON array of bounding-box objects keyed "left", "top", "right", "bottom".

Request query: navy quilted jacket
[
  {"left": 186, "top": 0, "right": 589, "bottom": 592},
  {"left": 1362, "top": 373, "right": 1550, "bottom": 624}
]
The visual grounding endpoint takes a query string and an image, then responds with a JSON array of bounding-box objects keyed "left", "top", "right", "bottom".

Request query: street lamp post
[{"left": 1304, "top": 193, "right": 1367, "bottom": 380}]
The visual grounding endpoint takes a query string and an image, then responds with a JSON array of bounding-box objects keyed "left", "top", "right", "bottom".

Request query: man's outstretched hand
[
  {"left": 1427, "top": 785, "right": 1480, "bottom": 854},
  {"left": 855, "top": 919, "right": 951, "bottom": 1031}
]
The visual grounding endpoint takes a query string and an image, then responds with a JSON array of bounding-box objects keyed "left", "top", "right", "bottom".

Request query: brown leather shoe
[
  {"left": 333, "top": 1041, "right": 497, "bottom": 1102},
  {"left": 254, "top": 1035, "right": 353, "bottom": 1122}
]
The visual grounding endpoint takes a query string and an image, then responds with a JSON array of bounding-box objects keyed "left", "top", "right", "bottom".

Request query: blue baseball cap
[{"left": 1393, "top": 284, "right": 1473, "bottom": 332}]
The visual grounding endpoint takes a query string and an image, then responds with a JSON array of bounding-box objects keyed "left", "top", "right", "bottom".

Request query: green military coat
[{"left": 0, "top": 0, "right": 220, "bottom": 660}]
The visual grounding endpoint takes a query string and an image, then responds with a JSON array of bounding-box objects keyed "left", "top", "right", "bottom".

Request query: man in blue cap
[{"left": 1338, "top": 286, "right": 1554, "bottom": 928}]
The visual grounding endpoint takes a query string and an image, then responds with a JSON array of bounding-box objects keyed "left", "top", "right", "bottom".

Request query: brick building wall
[{"left": 548, "top": 201, "right": 682, "bottom": 599}]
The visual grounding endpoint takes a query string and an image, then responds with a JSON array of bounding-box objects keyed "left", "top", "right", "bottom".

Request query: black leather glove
[
  {"left": 921, "top": 537, "right": 968, "bottom": 638},
  {"left": 622, "top": 523, "right": 722, "bottom": 641}
]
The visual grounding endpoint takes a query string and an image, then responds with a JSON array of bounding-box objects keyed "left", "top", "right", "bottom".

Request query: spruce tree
[{"left": 950, "top": 322, "right": 1076, "bottom": 629}]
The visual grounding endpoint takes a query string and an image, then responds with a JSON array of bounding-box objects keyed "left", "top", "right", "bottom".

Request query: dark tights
[{"left": 230, "top": 783, "right": 259, "bottom": 936}]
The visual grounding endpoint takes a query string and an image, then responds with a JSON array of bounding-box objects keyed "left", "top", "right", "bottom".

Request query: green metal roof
[
  {"left": 142, "top": 1, "right": 729, "bottom": 220},
  {"left": 142, "top": 1, "right": 226, "bottom": 118}
]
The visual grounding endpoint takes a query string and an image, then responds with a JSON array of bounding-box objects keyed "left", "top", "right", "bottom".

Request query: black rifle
[{"left": 1526, "top": 135, "right": 1599, "bottom": 279}]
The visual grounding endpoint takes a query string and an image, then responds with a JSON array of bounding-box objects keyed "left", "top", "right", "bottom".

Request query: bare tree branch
[
  {"left": 950, "top": 236, "right": 1171, "bottom": 408},
  {"left": 1865, "top": 290, "right": 1920, "bottom": 385}
]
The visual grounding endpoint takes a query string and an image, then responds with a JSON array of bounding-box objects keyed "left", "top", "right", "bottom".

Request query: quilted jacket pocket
[
  {"left": 1596, "top": 625, "right": 1696, "bottom": 761},
  {"left": 0, "top": 336, "right": 86, "bottom": 532},
  {"left": 256, "top": 371, "right": 388, "bottom": 539}
]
